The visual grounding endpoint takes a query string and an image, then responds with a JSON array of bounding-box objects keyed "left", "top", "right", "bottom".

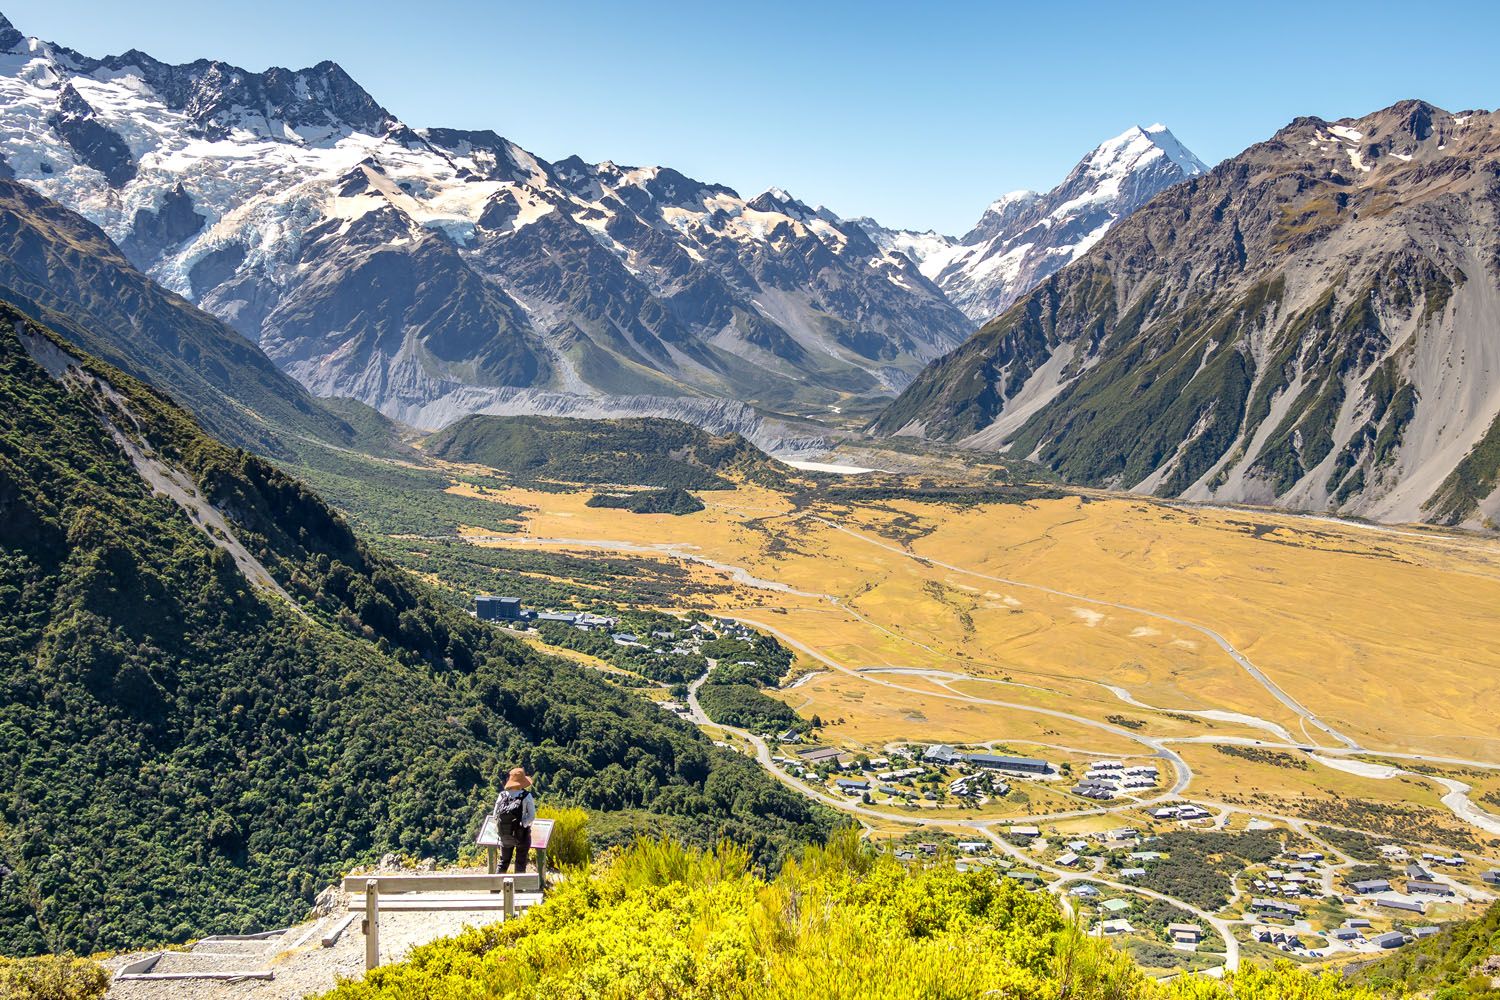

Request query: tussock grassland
[{"left": 460, "top": 482, "right": 1500, "bottom": 765}]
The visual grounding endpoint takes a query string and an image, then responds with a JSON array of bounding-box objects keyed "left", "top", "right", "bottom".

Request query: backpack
[{"left": 495, "top": 789, "right": 530, "bottom": 839}]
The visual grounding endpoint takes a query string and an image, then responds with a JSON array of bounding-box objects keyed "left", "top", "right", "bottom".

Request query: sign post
[
  {"left": 529, "top": 819, "right": 555, "bottom": 894},
  {"left": 476, "top": 814, "right": 502, "bottom": 879},
  {"left": 363, "top": 878, "right": 380, "bottom": 971}
]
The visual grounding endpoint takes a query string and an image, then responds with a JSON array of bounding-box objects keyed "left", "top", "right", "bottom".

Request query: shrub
[
  {"left": 0, "top": 956, "right": 109, "bottom": 1000},
  {"left": 313, "top": 834, "right": 1383, "bottom": 1000},
  {"left": 537, "top": 806, "right": 592, "bottom": 870}
]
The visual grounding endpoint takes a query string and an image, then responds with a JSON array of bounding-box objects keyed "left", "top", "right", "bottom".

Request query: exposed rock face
[
  {"left": 0, "top": 14, "right": 971, "bottom": 429},
  {"left": 875, "top": 102, "right": 1500, "bottom": 527},
  {"left": 858, "top": 125, "right": 1206, "bottom": 324},
  {"left": 0, "top": 176, "right": 357, "bottom": 455}
]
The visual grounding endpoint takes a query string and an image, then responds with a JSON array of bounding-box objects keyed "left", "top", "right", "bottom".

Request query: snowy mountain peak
[
  {"left": 0, "top": 15, "right": 972, "bottom": 425},
  {"left": 1141, "top": 123, "right": 1208, "bottom": 176},
  {"left": 858, "top": 123, "right": 1207, "bottom": 324},
  {"left": 1079, "top": 124, "right": 1207, "bottom": 189},
  {"left": 0, "top": 12, "right": 22, "bottom": 52}
]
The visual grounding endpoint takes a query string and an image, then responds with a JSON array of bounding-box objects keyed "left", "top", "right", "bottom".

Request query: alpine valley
[
  {"left": 0, "top": 13, "right": 1203, "bottom": 441},
  {"left": 7, "top": 6, "right": 1500, "bottom": 999}
]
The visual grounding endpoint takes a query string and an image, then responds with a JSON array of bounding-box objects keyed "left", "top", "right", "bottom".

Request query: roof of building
[
  {"left": 964, "top": 752, "right": 1049, "bottom": 769},
  {"left": 1100, "top": 898, "right": 1131, "bottom": 912},
  {"left": 1376, "top": 898, "right": 1425, "bottom": 913}
]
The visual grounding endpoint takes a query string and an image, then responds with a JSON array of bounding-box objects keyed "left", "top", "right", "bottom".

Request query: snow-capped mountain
[
  {"left": 0, "top": 13, "right": 970, "bottom": 429},
  {"left": 875, "top": 101, "right": 1500, "bottom": 527},
  {"left": 859, "top": 125, "right": 1207, "bottom": 323}
]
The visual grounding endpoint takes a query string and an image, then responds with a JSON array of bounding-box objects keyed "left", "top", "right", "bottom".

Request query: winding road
[{"left": 485, "top": 506, "right": 1500, "bottom": 971}]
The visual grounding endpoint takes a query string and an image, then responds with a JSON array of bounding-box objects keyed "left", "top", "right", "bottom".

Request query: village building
[
  {"left": 1250, "top": 897, "right": 1302, "bottom": 918},
  {"left": 1167, "top": 923, "right": 1201, "bottom": 944},
  {"left": 1407, "top": 878, "right": 1455, "bottom": 896},
  {"left": 1376, "top": 898, "right": 1426, "bottom": 914},
  {"left": 964, "top": 753, "right": 1051, "bottom": 774},
  {"left": 474, "top": 595, "right": 523, "bottom": 621},
  {"left": 923, "top": 744, "right": 960, "bottom": 764}
]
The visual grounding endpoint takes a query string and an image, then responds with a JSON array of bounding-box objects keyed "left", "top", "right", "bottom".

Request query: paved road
[{"left": 728, "top": 613, "right": 1194, "bottom": 799}]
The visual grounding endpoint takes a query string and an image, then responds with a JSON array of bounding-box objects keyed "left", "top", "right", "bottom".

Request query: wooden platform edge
[
  {"left": 322, "top": 913, "right": 359, "bottom": 947},
  {"left": 115, "top": 971, "right": 275, "bottom": 982}
]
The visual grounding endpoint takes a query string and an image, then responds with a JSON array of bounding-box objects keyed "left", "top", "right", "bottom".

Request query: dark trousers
[{"left": 499, "top": 829, "right": 531, "bottom": 873}]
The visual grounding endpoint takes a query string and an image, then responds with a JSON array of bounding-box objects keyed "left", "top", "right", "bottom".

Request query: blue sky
[{"left": 9, "top": 0, "right": 1496, "bottom": 233}]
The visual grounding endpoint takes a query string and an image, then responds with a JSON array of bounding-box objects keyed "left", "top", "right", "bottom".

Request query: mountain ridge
[
  {"left": 874, "top": 99, "right": 1500, "bottom": 527},
  {"left": 0, "top": 299, "right": 834, "bottom": 955},
  {"left": 0, "top": 12, "right": 974, "bottom": 428},
  {"left": 858, "top": 124, "right": 1207, "bottom": 324}
]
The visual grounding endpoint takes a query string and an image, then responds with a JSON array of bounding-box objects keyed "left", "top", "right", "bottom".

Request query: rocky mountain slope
[
  {"left": 0, "top": 13, "right": 970, "bottom": 429},
  {"left": 0, "top": 303, "right": 832, "bottom": 956},
  {"left": 874, "top": 101, "right": 1500, "bottom": 527},
  {"left": 0, "top": 175, "right": 372, "bottom": 456},
  {"left": 858, "top": 125, "right": 1206, "bottom": 323}
]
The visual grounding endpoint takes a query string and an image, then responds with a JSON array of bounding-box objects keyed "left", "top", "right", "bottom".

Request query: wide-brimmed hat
[{"left": 505, "top": 767, "right": 532, "bottom": 790}]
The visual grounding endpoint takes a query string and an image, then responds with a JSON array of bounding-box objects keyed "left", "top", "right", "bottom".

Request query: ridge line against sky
[{"left": 8, "top": 0, "right": 1497, "bottom": 234}]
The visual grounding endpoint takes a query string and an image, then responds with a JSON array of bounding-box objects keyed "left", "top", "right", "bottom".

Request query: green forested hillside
[
  {"left": 1351, "top": 901, "right": 1500, "bottom": 998},
  {"left": 423, "top": 414, "right": 777, "bottom": 488},
  {"left": 0, "top": 308, "right": 834, "bottom": 957}
]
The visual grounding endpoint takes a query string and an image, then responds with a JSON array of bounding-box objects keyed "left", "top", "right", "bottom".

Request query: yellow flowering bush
[
  {"left": 0, "top": 955, "right": 109, "bottom": 1000},
  {"left": 317, "top": 830, "right": 1384, "bottom": 1000},
  {"left": 536, "top": 806, "right": 592, "bottom": 870}
]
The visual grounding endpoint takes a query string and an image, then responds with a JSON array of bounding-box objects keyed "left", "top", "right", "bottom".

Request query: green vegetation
[
  {"left": 1003, "top": 280, "right": 1278, "bottom": 495},
  {"left": 316, "top": 832, "right": 1381, "bottom": 1000},
  {"left": 1311, "top": 826, "right": 1395, "bottom": 863},
  {"left": 0, "top": 311, "right": 835, "bottom": 955},
  {"left": 283, "top": 441, "right": 523, "bottom": 537},
  {"left": 1426, "top": 405, "right": 1500, "bottom": 525},
  {"left": 534, "top": 806, "right": 592, "bottom": 870},
  {"left": 695, "top": 627, "right": 806, "bottom": 733},
  {"left": 586, "top": 487, "right": 706, "bottom": 515},
  {"left": 0, "top": 955, "right": 108, "bottom": 1000},
  {"left": 1214, "top": 745, "right": 1310, "bottom": 770},
  {"left": 1351, "top": 901, "right": 1500, "bottom": 998},
  {"left": 385, "top": 539, "right": 720, "bottom": 611},
  {"left": 695, "top": 683, "right": 802, "bottom": 733},
  {"left": 1125, "top": 830, "right": 1282, "bottom": 910},
  {"left": 423, "top": 414, "right": 775, "bottom": 489},
  {"left": 533, "top": 613, "right": 711, "bottom": 685}
]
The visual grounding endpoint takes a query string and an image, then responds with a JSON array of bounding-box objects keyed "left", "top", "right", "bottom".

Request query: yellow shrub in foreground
[
  {"left": 316, "top": 831, "right": 1382, "bottom": 1000},
  {"left": 536, "top": 805, "right": 592, "bottom": 870},
  {"left": 0, "top": 955, "right": 109, "bottom": 1000}
]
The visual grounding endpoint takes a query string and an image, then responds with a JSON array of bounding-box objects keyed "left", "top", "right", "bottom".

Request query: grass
[{"left": 448, "top": 478, "right": 1500, "bottom": 767}]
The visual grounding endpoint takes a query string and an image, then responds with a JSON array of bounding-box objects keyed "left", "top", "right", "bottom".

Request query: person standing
[{"left": 493, "top": 767, "right": 536, "bottom": 873}]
